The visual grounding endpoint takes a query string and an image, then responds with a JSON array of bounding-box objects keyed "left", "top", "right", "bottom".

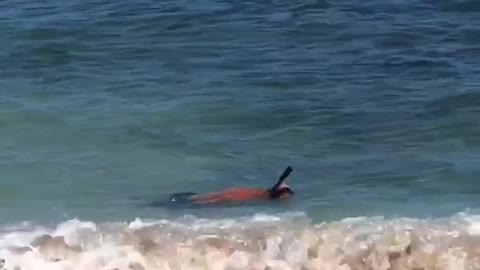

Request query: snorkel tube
[{"left": 267, "top": 166, "right": 293, "bottom": 198}]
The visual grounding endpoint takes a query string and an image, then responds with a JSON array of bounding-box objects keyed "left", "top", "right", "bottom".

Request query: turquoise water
[
  {"left": 2, "top": 0, "right": 480, "bottom": 224},
  {"left": 2, "top": 1, "right": 480, "bottom": 269}
]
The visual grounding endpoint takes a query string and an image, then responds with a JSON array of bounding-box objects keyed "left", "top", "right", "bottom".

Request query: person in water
[{"left": 169, "top": 166, "right": 294, "bottom": 205}]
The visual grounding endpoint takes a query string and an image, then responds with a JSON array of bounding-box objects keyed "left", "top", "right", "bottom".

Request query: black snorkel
[{"left": 267, "top": 166, "right": 293, "bottom": 199}]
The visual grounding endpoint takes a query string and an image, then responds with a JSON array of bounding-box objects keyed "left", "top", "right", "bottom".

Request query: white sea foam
[{"left": 1, "top": 212, "right": 480, "bottom": 270}]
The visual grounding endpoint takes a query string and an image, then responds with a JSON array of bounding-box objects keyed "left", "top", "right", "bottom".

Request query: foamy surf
[{"left": 0, "top": 212, "right": 479, "bottom": 270}]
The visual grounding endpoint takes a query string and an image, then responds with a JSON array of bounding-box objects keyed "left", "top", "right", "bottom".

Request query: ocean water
[{"left": 1, "top": 0, "right": 480, "bottom": 269}]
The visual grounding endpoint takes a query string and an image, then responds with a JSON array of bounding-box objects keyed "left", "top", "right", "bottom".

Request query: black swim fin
[{"left": 169, "top": 192, "right": 197, "bottom": 203}]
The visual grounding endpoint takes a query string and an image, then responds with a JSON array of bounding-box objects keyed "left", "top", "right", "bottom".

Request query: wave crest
[{"left": 0, "top": 212, "right": 479, "bottom": 270}]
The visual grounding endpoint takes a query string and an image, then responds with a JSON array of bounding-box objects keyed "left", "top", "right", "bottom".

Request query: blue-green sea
[{"left": 1, "top": 1, "right": 480, "bottom": 269}]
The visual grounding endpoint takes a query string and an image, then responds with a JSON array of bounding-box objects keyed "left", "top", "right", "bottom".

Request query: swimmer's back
[{"left": 190, "top": 188, "right": 268, "bottom": 204}]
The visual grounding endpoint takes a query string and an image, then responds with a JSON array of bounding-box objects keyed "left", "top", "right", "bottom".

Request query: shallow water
[{"left": 1, "top": 0, "right": 480, "bottom": 268}]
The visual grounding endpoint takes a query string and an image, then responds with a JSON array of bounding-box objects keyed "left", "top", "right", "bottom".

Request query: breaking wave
[{"left": 1, "top": 211, "right": 480, "bottom": 270}]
